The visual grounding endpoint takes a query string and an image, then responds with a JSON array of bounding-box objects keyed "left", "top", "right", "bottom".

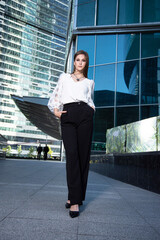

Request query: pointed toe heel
[{"left": 69, "top": 210, "right": 79, "bottom": 218}]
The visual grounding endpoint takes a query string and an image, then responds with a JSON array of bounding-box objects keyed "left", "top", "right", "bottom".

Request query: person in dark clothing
[
  {"left": 48, "top": 50, "right": 95, "bottom": 218},
  {"left": 43, "top": 144, "right": 49, "bottom": 160},
  {"left": 37, "top": 144, "right": 42, "bottom": 160}
]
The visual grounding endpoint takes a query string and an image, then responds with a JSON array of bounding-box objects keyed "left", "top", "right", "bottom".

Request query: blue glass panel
[
  {"left": 116, "top": 106, "right": 139, "bottom": 126},
  {"left": 141, "top": 105, "right": 159, "bottom": 120},
  {"left": 141, "top": 57, "right": 159, "bottom": 104},
  {"left": 118, "top": 34, "right": 140, "bottom": 61},
  {"left": 118, "top": 0, "right": 140, "bottom": 24},
  {"left": 116, "top": 61, "right": 139, "bottom": 105},
  {"left": 77, "top": 0, "right": 95, "bottom": 27},
  {"left": 97, "top": 0, "right": 117, "bottom": 25},
  {"left": 96, "top": 35, "right": 116, "bottom": 64},
  {"left": 141, "top": 33, "right": 160, "bottom": 58},
  {"left": 142, "top": 0, "right": 160, "bottom": 23},
  {"left": 88, "top": 67, "right": 94, "bottom": 79},
  {"left": 95, "top": 64, "right": 115, "bottom": 91},
  {"left": 77, "top": 35, "right": 95, "bottom": 66},
  {"left": 93, "top": 108, "right": 114, "bottom": 142}
]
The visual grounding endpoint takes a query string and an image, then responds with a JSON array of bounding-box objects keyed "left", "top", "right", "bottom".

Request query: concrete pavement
[{"left": 0, "top": 159, "right": 160, "bottom": 240}]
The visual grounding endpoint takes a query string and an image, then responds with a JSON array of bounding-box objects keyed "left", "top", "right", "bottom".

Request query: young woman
[{"left": 48, "top": 50, "right": 95, "bottom": 218}]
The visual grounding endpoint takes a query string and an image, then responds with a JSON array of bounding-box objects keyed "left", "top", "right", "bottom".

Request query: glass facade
[
  {"left": 0, "top": 0, "right": 69, "bottom": 155},
  {"left": 66, "top": 0, "right": 160, "bottom": 143}
]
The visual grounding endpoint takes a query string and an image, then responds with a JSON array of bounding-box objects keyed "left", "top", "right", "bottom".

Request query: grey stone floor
[{"left": 0, "top": 159, "right": 160, "bottom": 240}]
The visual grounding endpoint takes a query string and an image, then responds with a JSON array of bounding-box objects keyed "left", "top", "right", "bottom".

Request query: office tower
[{"left": 0, "top": 0, "right": 69, "bottom": 155}]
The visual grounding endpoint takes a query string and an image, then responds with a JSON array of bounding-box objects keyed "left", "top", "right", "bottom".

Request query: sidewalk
[{"left": 0, "top": 159, "right": 160, "bottom": 240}]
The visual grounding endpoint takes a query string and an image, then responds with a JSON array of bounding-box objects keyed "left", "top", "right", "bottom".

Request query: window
[
  {"left": 77, "top": 35, "right": 95, "bottom": 66},
  {"left": 97, "top": 0, "right": 117, "bottom": 25},
  {"left": 142, "top": 0, "right": 160, "bottom": 23},
  {"left": 118, "top": 0, "right": 140, "bottom": 24},
  {"left": 116, "top": 60, "right": 139, "bottom": 105},
  {"left": 118, "top": 34, "right": 140, "bottom": 61},
  {"left": 77, "top": 0, "right": 95, "bottom": 27},
  {"left": 96, "top": 35, "right": 116, "bottom": 64}
]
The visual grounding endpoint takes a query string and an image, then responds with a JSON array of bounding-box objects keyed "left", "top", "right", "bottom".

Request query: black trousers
[{"left": 61, "top": 102, "right": 94, "bottom": 205}]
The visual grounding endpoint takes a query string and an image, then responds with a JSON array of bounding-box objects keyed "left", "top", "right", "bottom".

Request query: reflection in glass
[
  {"left": 97, "top": 0, "right": 117, "bottom": 25},
  {"left": 116, "top": 60, "right": 139, "bottom": 105},
  {"left": 118, "top": 34, "right": 140, "bottom": 61},
  {"left": 116, "top": 106, "right": 139, "bottom": 126},
  {"left": 94, "top": 90, "right": 114, "bottom": 107},
  {"left": 95, "top": 64, "right": 115, "bottom": 91},
  {"left": 93, "top": 107, "right": 114, "bottom": 142},
  {"left": 141, "top": 57, "right": 159, "bottom": 104},
  {"left": 77, "top": 35, "right": 95, "bottom": 66},
  {"left": 141, "top": 105, "right": 159, "bottom": 120},
  {"left": 141, "top": 33, "right": 160, "bottom": 58},
  {"left": 77, "top": 0, "right": 95, "bottom": 26},
  {"left": 96, "top": 35, "right": 116, "bottom": 64},
  {"left": 118, "top": 0, "right": 140, "bottom": 24},
  {"left": 142, "top": 0, "right": 160, "bottom": 23}
]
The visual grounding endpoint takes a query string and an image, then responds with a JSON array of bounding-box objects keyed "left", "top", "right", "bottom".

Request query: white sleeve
[
  {"left": 87, "top": 80, "right": 95, "bottom": 109},
  {"left": 48, "top": 73, "right": 64, "bottom": 112}
]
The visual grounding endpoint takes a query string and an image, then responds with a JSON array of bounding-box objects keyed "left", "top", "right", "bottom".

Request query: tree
[
  {"left": 28, "top": 146, "right": 35, "bottom": 158},
  {"left": 17, "top": 145, "right": 22, "bottom": 157},
  {"left": 2, "top": 145, "right": 12, "bottom": 156},
  {"left": 48, "top": 146, "right": 53, "bottom": 159}
]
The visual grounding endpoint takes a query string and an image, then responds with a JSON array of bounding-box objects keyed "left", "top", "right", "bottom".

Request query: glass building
[
  {"left": 0, "top": 0, "right": 69, "bottom": 155},
  {"left": 66, "top": 0, "right": 160, "bottom": 144}
]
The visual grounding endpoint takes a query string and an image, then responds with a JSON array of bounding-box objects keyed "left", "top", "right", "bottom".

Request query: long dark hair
[{"left": 73, "top": 50, "right": 89, "bottom": 78}]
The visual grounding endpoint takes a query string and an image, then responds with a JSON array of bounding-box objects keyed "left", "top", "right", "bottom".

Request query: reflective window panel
[
  {"left": 141, "top": 33, "right": 160, "bottom": 58},
  {"left": 77, "top": 0, "right": 95, "bottom": 27},
  {"left": 77, "top": 35, "right": 95, "bottom": 66},
  {"left": 142, "top": 0, "right": 160, "bottom": 23},
  {"left": 96, "top": 35, "right": 116, "bottom": 64},
  {"left": 97, "top": 0, "right": 117, "bottom": 25},
  {"left": 95, "top": 64, "right": 115, "bottom": 91},
  {"left": 93, "top": 107, "right": 114, "bottom": 142},
  {"left": 94, "top": 89, "right": 115, "bottom": 107},
  {"left": 116, "top": 60, "right": 139, "bottom": 105},
  {"left": 88, "top": 67, "right": 94, "bottom": 80},
  {"left": 141, "top": 105, "right": 159, "bottom": 120},
  {"left": 118, "top": 34, "right": 140, "bottom": 62},
  {"left": 141, "top": 57, "right": 159, "bottom": 104},
  {"left": 116, "top": 106, "right": 139, "bottom": 126},
  {"left": 118, "top": 0, "right": 140, "bottom": 24}
]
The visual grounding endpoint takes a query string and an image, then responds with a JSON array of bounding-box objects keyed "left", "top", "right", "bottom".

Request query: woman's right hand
[{"left": 54, "top": 108, "right": 67, "bottom": 119}]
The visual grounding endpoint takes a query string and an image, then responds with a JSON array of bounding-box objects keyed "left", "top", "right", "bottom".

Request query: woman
[{"left": 48, "top": 50, "right": 95, "bottom": 218}]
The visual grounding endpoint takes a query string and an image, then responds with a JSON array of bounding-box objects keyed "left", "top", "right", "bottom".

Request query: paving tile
[
  {"left": 78, "top": 221, "right": 160, "bottom": 240},
  {"left": 0, "top": 159, "right": 160, "bottom": 240},
  {"left": 0, "top": 218, "right": 78, "bottom": 240}
]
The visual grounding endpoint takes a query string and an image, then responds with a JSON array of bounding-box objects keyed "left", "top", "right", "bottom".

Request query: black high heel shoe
[
  {"left": 65, "top": 202, "right": 83, "bottom": 209},
  {"left": 65, "top": 202, "right": 71, "bottom": 209},
  {"left": 69, "top": 210, "right": 79, "bottom": 218}
]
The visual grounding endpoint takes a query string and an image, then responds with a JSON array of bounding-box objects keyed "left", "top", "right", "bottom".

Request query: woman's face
[{"left": 74, "top": 54, "right": 87, "bottom": 72}]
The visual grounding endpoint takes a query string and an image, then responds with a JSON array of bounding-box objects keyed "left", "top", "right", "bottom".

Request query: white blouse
[{"left": 48, "top": 72, "right": 95, "bottom": 112}]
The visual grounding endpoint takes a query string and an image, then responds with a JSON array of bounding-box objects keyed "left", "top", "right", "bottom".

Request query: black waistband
[{"left": 63, "top": 101, "right": 87, "bottom": 107}]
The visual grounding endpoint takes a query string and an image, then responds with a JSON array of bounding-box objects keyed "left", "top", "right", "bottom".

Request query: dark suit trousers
[{"left": 60, "top": 102, "right": 94, "bottom": 205}]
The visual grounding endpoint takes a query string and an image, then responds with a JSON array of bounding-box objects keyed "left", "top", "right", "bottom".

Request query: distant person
[
  {"left": 37, "top": 144, "right": 42, "bottom": 160},
  {"left": 43, "top": 144, "right": 49, "bottom": 160}
]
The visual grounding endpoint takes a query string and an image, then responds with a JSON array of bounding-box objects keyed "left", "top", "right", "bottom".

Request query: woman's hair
[{"left": 73, "top": 50, "right": 89, "bottom": 78}]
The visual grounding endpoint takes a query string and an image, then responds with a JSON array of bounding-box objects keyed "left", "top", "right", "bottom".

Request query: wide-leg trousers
[{"left": 60, "top": 101, "right": 94, "bottom": 205}]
